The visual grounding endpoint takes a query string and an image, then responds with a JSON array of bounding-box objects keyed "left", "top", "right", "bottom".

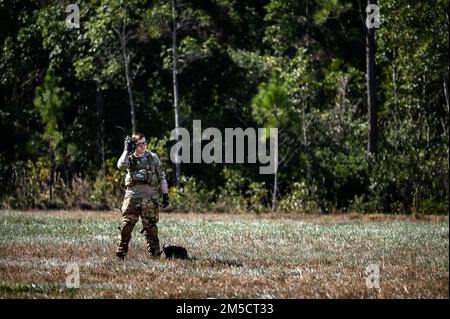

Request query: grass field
[{"left": 0, "top": 210, "right": 448, "bottom": 298}]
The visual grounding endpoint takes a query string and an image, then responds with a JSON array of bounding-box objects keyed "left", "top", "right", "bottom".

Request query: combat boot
[
  {"left": 143, "top": 225, "right": 161, "bottom": 258},
  {"left": 148, "top": 239, "right": 161, "bottom": 258},
  {"left": 150, "top": 246, "right": 162, "bottom": 258},
  {"left": 116, "top": 240, "right": 129, "bottom": 260}
]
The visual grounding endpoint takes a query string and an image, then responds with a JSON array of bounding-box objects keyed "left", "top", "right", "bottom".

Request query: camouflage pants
[{"left": 116, "top": 197, "right": 160, "bottom": 257}]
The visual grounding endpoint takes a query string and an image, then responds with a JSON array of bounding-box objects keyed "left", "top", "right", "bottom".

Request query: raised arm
[
  {"left": 117, "top": 137, "right": 132, "bottom": 169},
  {"left": 117, "top": 150, "right": 130, "bottom": 169}
]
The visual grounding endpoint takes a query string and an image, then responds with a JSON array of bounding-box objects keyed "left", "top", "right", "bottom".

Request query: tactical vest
[{"left": 124, "top": 151, "right": 159, "bottom": 187}]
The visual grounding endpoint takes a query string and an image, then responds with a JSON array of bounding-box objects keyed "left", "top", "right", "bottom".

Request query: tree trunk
[
  {"left": 444, "top": 75, "right": 449, "bottom": 113},
  {"left": 49, "top": 150, "right": 54, "bottom": 202},
  {"left": 96, "top": 88, "right": 106, "bottom": 176},
  {"left": 366, "top": 0, "right": 378, "bottom": 158},
  {"left": 271, "top": 132, "right": 279, "bottom": 211},
  {"left": 272, "top": 171, "right": 278, "bottom": 211},
  {"left": 172, "top": 0, "right": 181, "bottom": 186},
  {"left": 123, "top": 45, "right": 136, "bottom": 133},
  {"left": 113, "top": 17, "right": 136, "bottom": 133}
]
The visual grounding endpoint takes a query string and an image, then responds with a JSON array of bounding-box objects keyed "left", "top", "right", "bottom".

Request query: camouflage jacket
[{"left": 117, "top": 150, "right": 167, "bottom": 198}]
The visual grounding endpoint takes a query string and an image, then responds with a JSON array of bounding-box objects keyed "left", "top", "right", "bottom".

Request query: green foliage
[
  {"left": 4, "top": 159, "right": 77, "bottom": 209},
  {"left": 251, "top": 69, "right": 290, "bottom": 128},
  {"left": 170, "top": 167, "right": 268, "bottom": 214},
  {"left": 171, "top": 175, "right": 215, "bottom": 212},
  {"left": 214, "top": 167, "right": 247, "bottom": 213},
  {"left": 80, "top": 0, "right": 145, "bottom": 87},
  {"left": 90, "top": 157, "right": 124, "bottom": 210},
  {"left": 367, "top": 0, "right": 449, "bottom": 214},
  {"left": 33, "top": 67, "right": 69, "bottom": 152},
  {"left": 0, "top": 0, "right": 447, "bottom": 214},
  {"left": 263, "top": 0, "right": 302, "bottom": 56},
  {"left": 245, "top": 182, "right": 267, "bottom": 213},
  {"left": 32, "top": 66, "right": 72, "bottom": 203},
  {"left": 4, "top": 159, "right": 49, "bottom": 209},
  {"left": 142, "top": 0, "right": 172, "bottom": 40},
  {"left": 279, "top": 181, "right": 318, "bottom": 213},
  {"left": 313, "top": 0, "right": 352, "bottom": 25}
]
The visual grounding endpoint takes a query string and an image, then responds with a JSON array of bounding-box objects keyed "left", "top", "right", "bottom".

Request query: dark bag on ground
[{"left": 163, "top": 244, "right": 189, "bottom": 260}]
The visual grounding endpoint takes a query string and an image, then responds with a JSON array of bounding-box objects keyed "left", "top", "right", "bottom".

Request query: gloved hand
[
  {"left": 124, "top": 136, "right": 135, "bottom": 154},
  {"left": 161, "top": 193, "right": 169, "bottom": 208}
]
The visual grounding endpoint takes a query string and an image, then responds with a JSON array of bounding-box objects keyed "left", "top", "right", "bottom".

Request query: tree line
[{"left": 0, "top": 0, "right": 448, "bottom": 214}]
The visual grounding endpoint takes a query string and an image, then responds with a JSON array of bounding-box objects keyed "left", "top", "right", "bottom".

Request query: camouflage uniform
[{"left": 116, "top": 150, "right": 167, "bottom": 258}]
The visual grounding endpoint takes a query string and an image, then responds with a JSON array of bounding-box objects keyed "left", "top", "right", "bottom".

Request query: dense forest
[{"left": 1, "top": 0, "right": 448, "bottom": 214}]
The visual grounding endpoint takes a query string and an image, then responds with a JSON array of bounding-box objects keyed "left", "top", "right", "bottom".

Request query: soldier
[{"left": 116, "top": 133, "right": 169, "bottom": 259}]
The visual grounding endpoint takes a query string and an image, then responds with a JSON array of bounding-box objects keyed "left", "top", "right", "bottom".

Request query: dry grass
[{"left": 0, "top": 210, "right": 448, "bottom": 299}]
